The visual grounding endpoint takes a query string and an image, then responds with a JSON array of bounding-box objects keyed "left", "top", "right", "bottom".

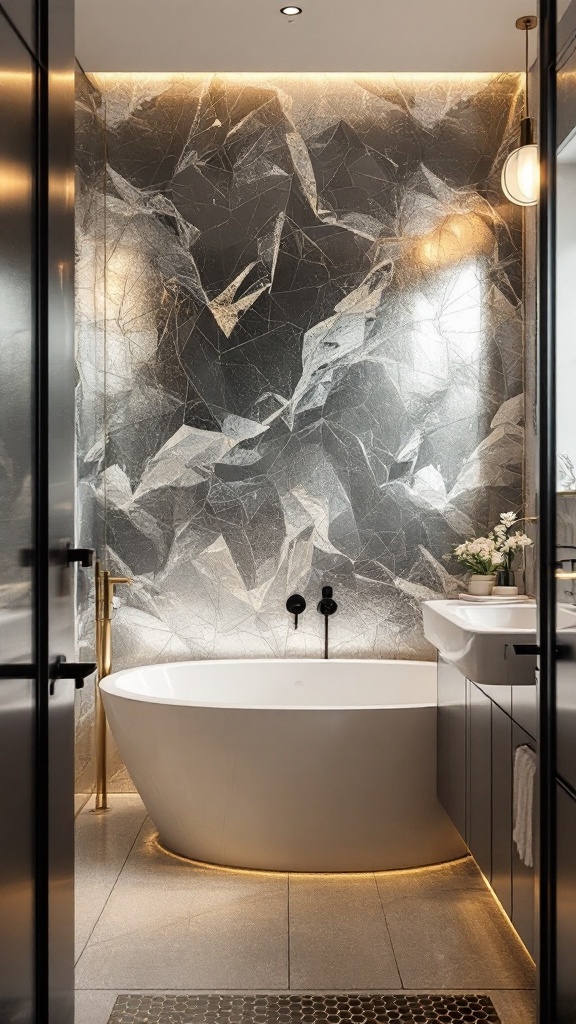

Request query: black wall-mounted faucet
[
  {"left": 317, "top": 585, "right": 337, "bottom": 617},
  {"left": 317, "top": 585, "right": 337, "bottom": 659},
  {"left": 286, "top": 593, "right": 306, "bottom": 629}
]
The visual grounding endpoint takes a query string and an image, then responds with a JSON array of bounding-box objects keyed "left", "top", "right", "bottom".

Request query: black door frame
[
  {"left": 35, "top": 2, "right": 52, "bottom": 1016},
  {"left": 0, "top": 1, "right": 75, "bottom": 1020},
  {"left": 537, "top": 0, "right": 557, "bottom": 1020},
  {"left": 0, "top": 0, "right": 564, "bottom": 1020}
]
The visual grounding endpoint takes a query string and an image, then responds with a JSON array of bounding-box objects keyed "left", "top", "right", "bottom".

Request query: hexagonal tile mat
[{"left": 106, "top": 993, "right": 501, "bottom": 1023}]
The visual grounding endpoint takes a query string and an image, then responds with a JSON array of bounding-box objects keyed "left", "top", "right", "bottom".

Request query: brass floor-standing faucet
[{"left": 94, "top": 560, "right": 132, "bottom": 811}]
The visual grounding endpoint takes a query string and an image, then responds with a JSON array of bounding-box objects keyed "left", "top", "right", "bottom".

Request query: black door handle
[
  {"left": 0, "top": 661, "right": 97, "bottom": 691},
  {"left": 0, "top": 665, "right": 36, "bottom": 678},
  {"left": 66, "top": 546, "right": 94, "bottom": 567},
  {"left": 506, "top": 644, "right": 569, "bottom": 659},
  {"left": 507, "top": 644, "right": 540, "bottom": 656},
  {"left": 49, "top": 656, "right": 97, "bottom": 694},
  {"left": 20, "top": 545, "right": 95, "bottom": 569}
]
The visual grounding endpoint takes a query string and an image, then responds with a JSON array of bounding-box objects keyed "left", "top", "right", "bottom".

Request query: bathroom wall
[
  {"left": 75, "top": 71, "right": 525, "bottom": 684},
  {"left": 557, "top": 164, "right": 576, "bottom": 484},
  {"left": 556, "top": 164, "right": 576, "bottom": 564},
  {"left": 75, "top": 71, "right": 107, "bottom": 797}
]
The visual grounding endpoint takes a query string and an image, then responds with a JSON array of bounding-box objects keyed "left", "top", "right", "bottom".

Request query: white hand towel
[{"left": 513, "top": 744, "right": 537, "bottom": 869}]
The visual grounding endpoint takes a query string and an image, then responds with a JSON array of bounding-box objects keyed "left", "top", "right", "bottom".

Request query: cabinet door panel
[
  {"left": 478, "top": 681, "right": 512, "bottom": 719},
  {"left": 437, "top": 657, "right": 467, "bottom": 841},
  {"left": 557, "top": 783, "right": 576, "bottom": 1023},
  {"left": 469, "top": 683, "right": 492, "bottom": 880},
  {"left": 511, "top": 678, "right": 538, "bottom": 743},
  {"left": 511, "top": 723, "right": 535, "bottom": 956},
  {"left": 491, "top": 703, "right": 512, "bottom": 916}
]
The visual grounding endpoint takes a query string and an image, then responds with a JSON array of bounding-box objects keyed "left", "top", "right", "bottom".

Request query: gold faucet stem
[{"left": 94, "top": 560, "right": 133, "bottom": 811}]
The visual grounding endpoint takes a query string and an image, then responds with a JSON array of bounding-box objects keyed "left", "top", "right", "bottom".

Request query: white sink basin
[{"left": 422, "top": 599, "right": 576, "bottom": 686}]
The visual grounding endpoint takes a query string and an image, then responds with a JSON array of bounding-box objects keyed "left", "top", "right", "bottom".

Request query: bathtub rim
[{"left": 99, "top": 656, "right": 438, "bottom": 712}]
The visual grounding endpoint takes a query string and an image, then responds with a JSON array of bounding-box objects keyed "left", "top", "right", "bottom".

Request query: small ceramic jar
[{"left": 492, "top": 569, "right": 518, "bottom": 597}]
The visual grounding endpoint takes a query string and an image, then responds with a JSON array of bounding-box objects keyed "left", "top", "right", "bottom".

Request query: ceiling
[{"left": 75, "top": 0, "right": 567, "bottom": 74}]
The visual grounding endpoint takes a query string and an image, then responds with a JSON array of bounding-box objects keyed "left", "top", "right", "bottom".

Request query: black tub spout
[{"left": 317, "top": 585, "right": 337, "bottom": 658}]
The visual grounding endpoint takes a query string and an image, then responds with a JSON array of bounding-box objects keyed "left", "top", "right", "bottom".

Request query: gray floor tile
[
  {"left": 121, "top": 818, "right": 288, "bottom": 895},
  {"left": 489, "top": 989, "right": 537, "bottom": 1024},
  {"left": 75, "top": 989, "right": 119, "bottom": 1024},
  {"left": 74, "top": 802, "right": 536, "bottom": 999},
  {"left": 75, "top": 871, "right": 289, "bottom": 990},
  {"left": 75, "top": 793, "right": 91, "bottom": 817},
  {"left": 288, "top": 874, "right": 401, "bottom": 991},
  {"left": 113, "top": 818, "right": 292, "bottom": 923},
  {"left": 75, "top": 795, "right": 148, "bottom": 961},
  {"left": 375, "top": 859, "right": 535, "bottom": 990},
  {"left": 382, "top": 885, "right": 535, "bottom": 989},
  {"left": 374, "top": 856, "right": 487, "bottom": 904}
]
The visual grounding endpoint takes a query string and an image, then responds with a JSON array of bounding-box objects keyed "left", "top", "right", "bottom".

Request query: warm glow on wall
[
  {"left": 418, "top": 213, "right": 495, "bottom": 272},
  {"left": 0, "top": 161, "right": 31, "bottom": 204},
  {"left": 92, "top": 71, "right": 512, "bottom": 85},
  {"left": 50, "top": 170, "right": 75, "bottom": 206}
]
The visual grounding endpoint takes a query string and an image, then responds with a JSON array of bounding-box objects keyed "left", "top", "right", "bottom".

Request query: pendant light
[{"left": 501, "top": 15, "right": 539, "bottom": 207}]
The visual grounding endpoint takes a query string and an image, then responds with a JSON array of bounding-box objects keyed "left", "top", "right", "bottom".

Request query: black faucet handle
[
  {"left": 286, "top": 593, "right": 306, "bottom": 629},
  {"left": 322, "top": 585, "right": 333, "bottom": 599}
]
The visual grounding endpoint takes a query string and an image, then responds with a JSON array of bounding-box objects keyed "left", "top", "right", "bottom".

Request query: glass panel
[
  {"left": 0, "top": 20, "right": 37, "bottom": 1023},
  {"left": 556, "top": 4, "right": 576, "bottom": 1023}
]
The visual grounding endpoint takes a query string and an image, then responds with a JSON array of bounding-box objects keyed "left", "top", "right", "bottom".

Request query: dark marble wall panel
[
  {"left": 75, "top": 73, "right": 525, "bottom": 704},
  {"left": 75, "top": 69, "right": 107, "bottom": 798}
]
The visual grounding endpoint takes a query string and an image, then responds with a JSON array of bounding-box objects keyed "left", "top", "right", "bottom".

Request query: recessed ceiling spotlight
[{"left": 281, "top": 6, "right": 302, "bottom": 14}]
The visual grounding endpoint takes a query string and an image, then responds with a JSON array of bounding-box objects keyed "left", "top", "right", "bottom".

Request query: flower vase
[{"left": 467, "top": 574, "right": 496, "bottom": 596}]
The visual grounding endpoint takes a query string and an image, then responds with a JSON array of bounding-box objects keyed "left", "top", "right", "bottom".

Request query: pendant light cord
[{"left": 525, "top": 20, "right": 530, "bottom": 119}]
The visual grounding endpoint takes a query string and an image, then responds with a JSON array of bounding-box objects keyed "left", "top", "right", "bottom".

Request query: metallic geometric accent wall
[{"left": 75, "top": 72, "right": 524, "bottom": 690}]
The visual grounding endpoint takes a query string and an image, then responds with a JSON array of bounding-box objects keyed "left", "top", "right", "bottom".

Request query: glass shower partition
[{"left": 554, "top": 1, "right": 576, "bottom": 1019}]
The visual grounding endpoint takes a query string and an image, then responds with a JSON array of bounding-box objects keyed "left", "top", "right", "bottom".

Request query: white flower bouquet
[
  {"left": 453, "top": 536, "right": 504, "bottom": 575},
  {"left": 453, "top": 512, "right": 533, "bottom": 575},
  {"left": 491, "top": 511, "right": 533, "bottom": 572}
]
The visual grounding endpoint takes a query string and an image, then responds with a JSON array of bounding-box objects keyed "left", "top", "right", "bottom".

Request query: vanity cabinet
[
  {"left": 437, "top": 657, "right": 467, "bottom": 842},
  {"left": 468, "top": 683, "right": 492, "bottom": 880},
  {"left": 491, "top": 702, "right": 512, "bottom": 916},
  {"left": 511, "top": 678, "right": 538, "bottom": 744},
  {"left": 437, "top": 661, "right": 535, "bottom": 954},
  {"left": 511, "top": 723, "right": 535, "bottom": 956}
]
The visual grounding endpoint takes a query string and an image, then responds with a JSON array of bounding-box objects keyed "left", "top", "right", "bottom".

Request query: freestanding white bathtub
[{"left": 100, "top": 659, "right": 466, "bottom": 872}]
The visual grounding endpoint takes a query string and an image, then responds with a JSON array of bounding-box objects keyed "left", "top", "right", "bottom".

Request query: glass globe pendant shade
[
  {"left": 501, "top": 143, "right": 539, "bottom": 206},
  {"left": 501, "top": 118, "right": 538, "bottom": 206}
]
